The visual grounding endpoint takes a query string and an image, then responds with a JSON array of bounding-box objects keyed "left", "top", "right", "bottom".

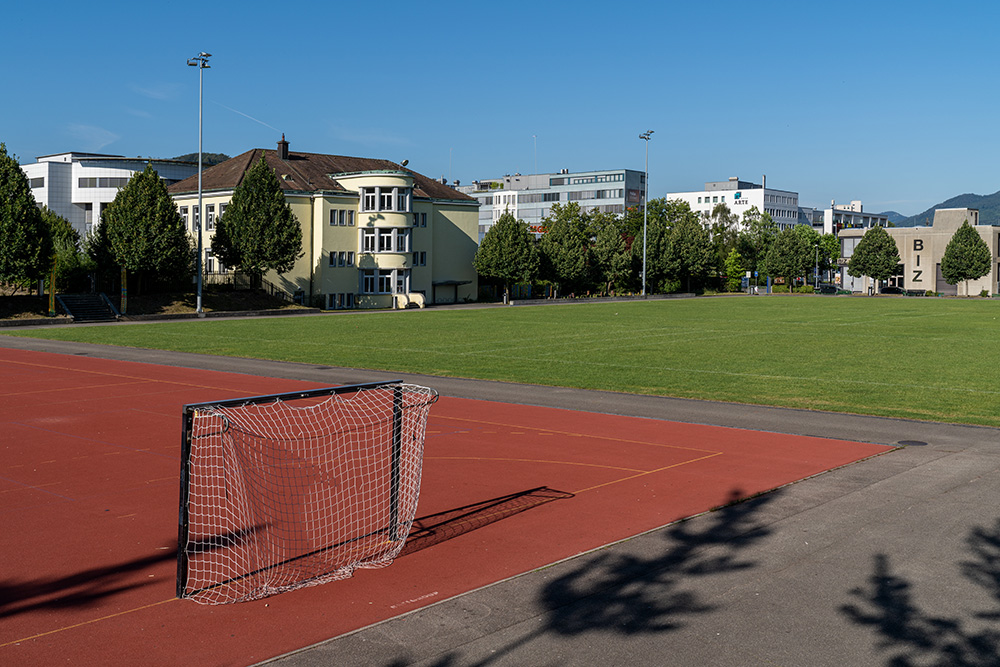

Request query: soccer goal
[{"left": 176, "top": 380, "right": 438, "bottom": 604}]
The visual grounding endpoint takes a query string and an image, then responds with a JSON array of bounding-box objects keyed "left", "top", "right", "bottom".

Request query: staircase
[{"left": 58, "top": 294, "right": 119, "bottom": 323}]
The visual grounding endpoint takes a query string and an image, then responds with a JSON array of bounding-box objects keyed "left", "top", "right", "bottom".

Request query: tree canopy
[
  {"left": 0, "top": 143, "right": 51, "bottom": 291},
  {"left": 941, "top": 221, "right": 991, "bottom": 291},
  {"left": 101, "top": 163, "right": 193, "bottom": 291},
  {"left": 473, "top": 211, "right": 538, "bottom": 300},
  {"left": 847, "top": 226, "right": 900, "bottom": 290},
  {"left": 210, "top": 156, "right": 303, "bottom": 280},
  {"left": 736, "top": 206, "right": 778, "bottom": 277},
  {"left": 538, "top": 202, "right": 592, "bottom": 294},
  {"left": 590, "top": 210, "right": 630, "bottom": 295},
  {"left": 664, "top": 208, "right": 714, "bottom": 292},
  {"left": 41, "top": 206, "right": 92, "bottom": 292}
]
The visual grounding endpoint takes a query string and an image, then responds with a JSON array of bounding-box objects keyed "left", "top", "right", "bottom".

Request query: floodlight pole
[
  {"left": 639, "top": 130, "right": 654, "bottom": 296},
  {"left": 188, "top": 52, "right": 211, "bottom": 315}
]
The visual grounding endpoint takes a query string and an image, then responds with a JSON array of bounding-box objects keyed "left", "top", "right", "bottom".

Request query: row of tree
[
  {"left": 0, "top": 144, "right": 301, "bottom": 298},
  {"left": 474, "top": 200, "right": 840, "bottom": 300}
]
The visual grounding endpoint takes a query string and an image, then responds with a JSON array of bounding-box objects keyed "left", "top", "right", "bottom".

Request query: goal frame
[{"left": 176, "top": 379, "right": 417, "bottom": 601}]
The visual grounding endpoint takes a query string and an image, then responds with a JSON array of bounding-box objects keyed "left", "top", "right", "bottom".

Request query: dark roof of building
[{"left": 167, "top": 147, "right": 474, "bottom": 202}]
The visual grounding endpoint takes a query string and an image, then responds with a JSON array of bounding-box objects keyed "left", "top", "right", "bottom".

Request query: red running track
[{"left": 0, "top": 348, "right": 891, "bottom": 665}]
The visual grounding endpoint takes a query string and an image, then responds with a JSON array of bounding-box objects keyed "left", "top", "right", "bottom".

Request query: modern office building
[
  {"left": 20, "top": 152, "right": 199, "bottom": 238},
  {"left": 819, "top": 200, "right": 889, "bottom": 236},
  {"left": 456, "top": 168, "right": 645, "bottom": 239},
  {"left": 168, "top": 137, "right": 479, "bottom": 309},
  {"left": 667, "top": 177, "right": 805, "bottom": 231},
  {"left": 838, "top": 208, "right": 999, "bottom": 295}
]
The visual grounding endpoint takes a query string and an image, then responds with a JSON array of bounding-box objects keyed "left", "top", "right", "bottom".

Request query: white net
[{"left": 178, "top": 382, "right": 437, "bottom": 604}]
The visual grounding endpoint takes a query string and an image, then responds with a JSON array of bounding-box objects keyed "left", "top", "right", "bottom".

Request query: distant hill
[
  {"left": 879, "top": 211, "right": 908, "bottom": 225},
  {"left": 894, "top": 191, "right": 1000, "bottom": 227},
  {"left": 171, "top": 152, "right": 230, "bottom": 166}
]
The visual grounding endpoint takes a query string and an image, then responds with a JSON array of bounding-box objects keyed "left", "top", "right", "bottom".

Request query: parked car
[
  {"left": 880, "top": 286, "right": 904, "bottom": 294},
  {"left": 815, "top": 283, "right": 838, "bottom": 294}
]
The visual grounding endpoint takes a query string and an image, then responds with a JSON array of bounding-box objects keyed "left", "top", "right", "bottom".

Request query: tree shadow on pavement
[
  {"left": 840, "top": 519, "right": 1000, "bottom": 666},
  {"left": 386, "top": 486, "right": 779, "bottom": 667}
]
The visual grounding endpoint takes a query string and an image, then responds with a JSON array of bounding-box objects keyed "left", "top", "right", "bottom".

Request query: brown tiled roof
[{"left": 167, "top": 147, "right": 474, "bottom": 202}]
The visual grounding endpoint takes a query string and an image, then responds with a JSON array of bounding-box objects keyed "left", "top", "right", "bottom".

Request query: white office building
[
  {"left": 21, "top": 152, "right": 199, "bottom": 238},
  {"left": 457, "top": 168, "right": 646, "bottom": 239},
  {"left": 667, "top": 177, "right": 804, "bottom": 231},
  {"left": 820, "top": 200, "right": 889, "bottom": 236}
]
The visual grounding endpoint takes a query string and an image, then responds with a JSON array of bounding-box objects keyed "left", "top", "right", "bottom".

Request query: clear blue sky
[{"left": 4, "top": 0, "right": 997, "bottom": 216}]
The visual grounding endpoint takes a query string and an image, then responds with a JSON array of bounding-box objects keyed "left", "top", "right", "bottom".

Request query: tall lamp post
[
  {"left": 639, "top": 130, "right": 654, "bottom": 296},
  {"left": 187, "top": 52, "right": 211, "bottom": 314}
]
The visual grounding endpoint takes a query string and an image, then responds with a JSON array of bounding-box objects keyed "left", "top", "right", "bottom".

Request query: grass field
[{"left": 6, "top": 295, "right": 1000, "bottom": 426}]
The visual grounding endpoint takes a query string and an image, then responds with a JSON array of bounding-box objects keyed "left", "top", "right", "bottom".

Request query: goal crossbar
[{"left": 177, "top": 380, "right": 437, "bottom": 604}]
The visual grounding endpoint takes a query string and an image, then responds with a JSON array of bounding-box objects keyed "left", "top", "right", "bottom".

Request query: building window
[
  {"left": 362, "top": 228, "right": 376, "bottom": 252},
  {"left": 29, "top": 177, "right": 44, "bottom": 189},
  {"left": 378, "top": 228, "right": 393, "bottom": 252},
  {"left": 206, "top": 204, "right": 215, "bottom": 231},
  {"left": 412, "top": 251, "right": 427, "bottom": 266},
  {"left": 361, "top": 187, "right": 411, "bottom": 213},
  {"left": 361, "top": 269, "right": 409, "bottom": 294},
  {"left": 179, "top": 206, "right": 189, "bottom": 229},
  {"left": 347, "top": 210, "right": 354, "bottom": 226},
  {"left": 84, "top": 203, "right": 93, "bottom": 225},
  {"left": 220, "top": 203, "right": 227, "bottom": 220},
  {"left": 79, "top": 177, "right": 97, "bottom": 188}
]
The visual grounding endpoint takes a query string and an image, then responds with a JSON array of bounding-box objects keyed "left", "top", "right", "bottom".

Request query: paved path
[{"left": 3, "top": 335, "right": 998, "bottom": 666}]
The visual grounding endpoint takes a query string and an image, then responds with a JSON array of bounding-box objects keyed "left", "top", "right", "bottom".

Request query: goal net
[{"left": 176, "top": 381, "right": 438, "bottom": 604}]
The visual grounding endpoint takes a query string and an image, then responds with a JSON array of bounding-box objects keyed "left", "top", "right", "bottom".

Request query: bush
[
  {"left": 925, "top": 291, "right": 938, "bottom": 297},
  {"left": 980, "top": 289, "right": 990, "bottom": 298},
  {"left": 772, "top": 285, "right": 789, "bottom": 293},
  {"left": 794, "top": 284, "right": 815, "bottom": 294}
]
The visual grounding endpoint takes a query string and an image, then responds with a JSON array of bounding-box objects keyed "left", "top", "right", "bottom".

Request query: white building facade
[
  {"left": 21, "top": 152, "right": 199, "bottom": 238},
  {"left": 457, "top": 168, "right": 645, "bottom": 239},
  {"left": 820, "top": 200, "right": 889, "bottom": 236},
  {"left": 667, "top": 177, "right": 803, "bottom": 230}
]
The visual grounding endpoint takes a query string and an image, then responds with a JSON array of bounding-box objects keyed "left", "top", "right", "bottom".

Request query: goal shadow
[{"left": 399, "top": 486, "right": 575, "bottom": 558}]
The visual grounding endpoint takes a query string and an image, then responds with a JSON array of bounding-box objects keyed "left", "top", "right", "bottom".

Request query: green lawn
[{"left": 6, "top": 296, "right": 1000, "bottom": 426}]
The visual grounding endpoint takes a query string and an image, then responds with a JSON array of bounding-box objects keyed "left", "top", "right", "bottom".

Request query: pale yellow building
[
  {"left": 168, "top": 138, "right": 479, "bottom": 309},
  {"left": 839, "top": 208, "right": 1000, "bottom": 295}
]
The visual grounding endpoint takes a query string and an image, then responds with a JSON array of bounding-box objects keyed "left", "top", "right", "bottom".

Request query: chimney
[{"left": 277, "top": 134, "right": 289, "bottom": 160}]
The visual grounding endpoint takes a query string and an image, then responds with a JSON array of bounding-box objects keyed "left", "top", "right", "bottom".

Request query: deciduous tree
[
  {"left": 0, "top": 143, "right": 51, "bottom": 293},
  {"left": 211, "top": 156, "right": 303, "bottom": 283},
  {"left": 941, "top": 220, "right": 992, "bottom": 295},
  {"left": 538, "top": 202, "right": 592, "bottom": 294},
  {"left": 847, "top": 226, "right": 900, "bottom": 292},
  {"left": 590, "top": 210, "right": 630, "bottom": 296},
  {"left": 474, "top": 211, "right": 538, "bottom": 302},
  {"left": 664, "top": 209, "right": 714, "bottom": 292},
  {"left": 102, "top": 163, "right": 193, "bottom": 292}
]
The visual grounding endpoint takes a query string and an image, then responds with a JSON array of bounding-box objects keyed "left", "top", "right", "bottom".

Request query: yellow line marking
[
  {"left": 572, "top": 452, "right": 725, "bottom": 494},
  {"left": 436, "top": 414, "right": 720, "bottom": 454},
  {"left": 0, "top": 481, "right": 61, "bottom": 495},
  {"left": 0, "top": 357, "right": 256, "bottom": 394},
  {"left": 0, "top": 598, "right": 176, "bottom": 648},
  {"left": 0, "top": 380, "right": 154, "bottom": 399},
  {"left": 426, "top": 455, "right": 646, "bottom": 474}
]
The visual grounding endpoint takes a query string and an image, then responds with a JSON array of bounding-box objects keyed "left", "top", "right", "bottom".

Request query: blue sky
[{"left": 4, "top": 1, "right": 997, "bottom": 216}]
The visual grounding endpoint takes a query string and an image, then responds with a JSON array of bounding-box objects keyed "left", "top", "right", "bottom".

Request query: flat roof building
[
  {"left": 457, "top": 168, "right": 645, "bottom": 239},
  {"left": 20, "top": 152, "right": 199, "bottom": 238},
  {"left": 666, "top": 177, "right": 805, "bottom": 231},
  {"left": 838, "top": 208, "right": 999, "bottom": 295}
]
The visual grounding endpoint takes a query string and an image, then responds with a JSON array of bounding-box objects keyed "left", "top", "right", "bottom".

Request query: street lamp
[
  {"left": 187, "top": 52, "right": 211, "bottom": 314},
  {"left": 639, "top": 130, "right": 654, "bottom": 296}
]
